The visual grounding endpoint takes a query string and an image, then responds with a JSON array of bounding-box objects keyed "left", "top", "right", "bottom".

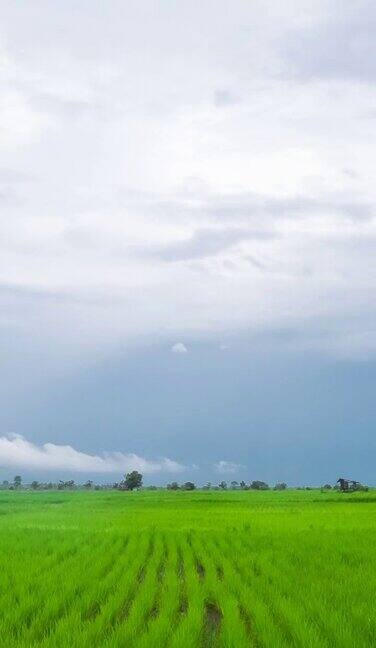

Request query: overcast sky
[{"left": 1, "top": 1, "right": 376, "bottom": 484}]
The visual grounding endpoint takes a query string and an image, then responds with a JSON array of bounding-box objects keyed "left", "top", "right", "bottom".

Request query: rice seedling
[{"left": 0, "top": 489, "right": 375, "bottom": 646}]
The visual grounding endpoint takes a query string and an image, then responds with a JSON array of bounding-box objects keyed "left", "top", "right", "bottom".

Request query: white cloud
[
  {"left": 171, "top": 342, "right": 188, "bottom": 354},
  {"left": 0, "top": 3, "right": 376, "bottom": 361},
  {"left": 214, "top": 460, "right": 244, "bottom": 475},
  {"left": 0, "top": 435, "right": 185, "bottom": 474}
]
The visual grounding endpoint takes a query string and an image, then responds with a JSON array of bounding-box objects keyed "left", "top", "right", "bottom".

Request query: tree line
[
  {"left": 1, "top": 474, "right": 368, "bottom": 492},
  {"left": 1, "top": 471, "right": 142, "bottom": 491},
  {"left": 1, "top": 474, "right": 287, "bottom": 491}
]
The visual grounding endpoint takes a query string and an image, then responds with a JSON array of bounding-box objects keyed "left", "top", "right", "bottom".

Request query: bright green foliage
[{"left": 0, "top": 489, "right": 375, "bottom": 646}]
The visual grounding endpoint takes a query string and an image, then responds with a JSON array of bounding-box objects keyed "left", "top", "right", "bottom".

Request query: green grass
[{"left": 0, "top": 489, "right": 375, "bottom": 647}]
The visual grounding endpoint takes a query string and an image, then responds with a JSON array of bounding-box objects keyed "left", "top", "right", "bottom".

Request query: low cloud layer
[{"left": 0, "top": 435, "right": 186, "bottom": 474}]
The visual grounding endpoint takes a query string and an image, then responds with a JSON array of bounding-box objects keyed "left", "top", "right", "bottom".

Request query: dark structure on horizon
[{"left": 337, "top": 477, "right": 359, "bottom": 492}]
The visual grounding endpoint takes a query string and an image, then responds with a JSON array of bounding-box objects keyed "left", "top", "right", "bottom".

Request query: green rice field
[{"left": 1, "top": 489, "right": 375, "bottom": 647}]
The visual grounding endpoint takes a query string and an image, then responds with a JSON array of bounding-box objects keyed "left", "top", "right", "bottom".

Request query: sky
[{"left": 1, "top": 1, "right": 376, "bottom": 485}]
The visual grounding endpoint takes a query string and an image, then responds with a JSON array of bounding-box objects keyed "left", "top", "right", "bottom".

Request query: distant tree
[
  {"left": 240, "top": 480, "right": 247, "bottom": 490},
  {"left": 323, "top": 484, "right": 332, "bottom": 490},
  {"left": 182, "top": 481, "right": 195, "bottom": 490},
  {"left": 250, "top": 480, "right": 269, "bottom": 490},
  {"left": 58, "top": 479, "right": 75, "bottom": 490},
  {"left": 218, "top": 481, "right": 227, "bottom": 490},
  {"left": 202, "top": 482, "right": 212, "bottom": 490},
  {"left": 84, "top": 480, "right": 93, "bottom": 490},
  {"left": 230, "top": 480, "right": 239, "bottom": 490},
  {"left": 353, "top": 482, "right": 369, "bottom": 492},
  {"left": 2, "top": 480, "right": 9, "bottom": 489},
  {"left": 167, "top": 481, "right": 180, "bottom": 490},
  {"left": 14, "top": 475, "right": 22, "bottom": 490},
  {"left": 31, "top": 481, "right": 40, "bottom": 490},
  {"left": 274, "top": 482, "right": 287, "bottom": 491},
  {"left": 121, "top": 471, "right": 143, "bottom": 491}
]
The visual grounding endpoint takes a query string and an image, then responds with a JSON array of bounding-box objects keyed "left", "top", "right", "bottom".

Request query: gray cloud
[
  {"left": 280, "top": 3, "right": 376, "bottom": 81},
  {"left": 207, "top": 194, "right": 373, "bottom": 224},
  {"left": 30, "top": 93, "right": 99, "bottom": 120},
  {"left": 213, "top": 88, "right": 238, "bottom": 107},
  {"left": 0, "top": 168, "right": 36, "bottom": 183},
  {"left": 143, "top": 227, "right": 274, "bottom": 262},
  {"left": 0, "top": 1, "right": 376, "bottom": 363}
]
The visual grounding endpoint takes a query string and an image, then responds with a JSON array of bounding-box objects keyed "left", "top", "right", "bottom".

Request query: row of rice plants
[
  {"left": 0, "top": 531, "right": 98, "bottom": 636},
  {"left": 1, "top": 532, "right": 128, "bottom": 645},
  {"left": 222, "top": 530, "right": 348, "bottom": 647},
  {"left": 40, "top": 531, "right": 152, "bottom": 647},
  {"left": 216, "top": 528, "right": 371, "bottom": 647},
  {"left": 102, "top": 532, "right": 166, "bottom": 646},
  {"left": 135, "top": 533, "right": 183, "bottom": 647},
  {"left": 32, "top": 533, "right": 133, "bottom": 644},
  {"left": 238, "top": 527, "right": 376, "bottom": 645}
]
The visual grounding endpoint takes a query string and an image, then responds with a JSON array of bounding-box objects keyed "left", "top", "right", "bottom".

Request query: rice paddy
[{"left": 0, "top": 488, "right": 375, "bottom": 647}]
